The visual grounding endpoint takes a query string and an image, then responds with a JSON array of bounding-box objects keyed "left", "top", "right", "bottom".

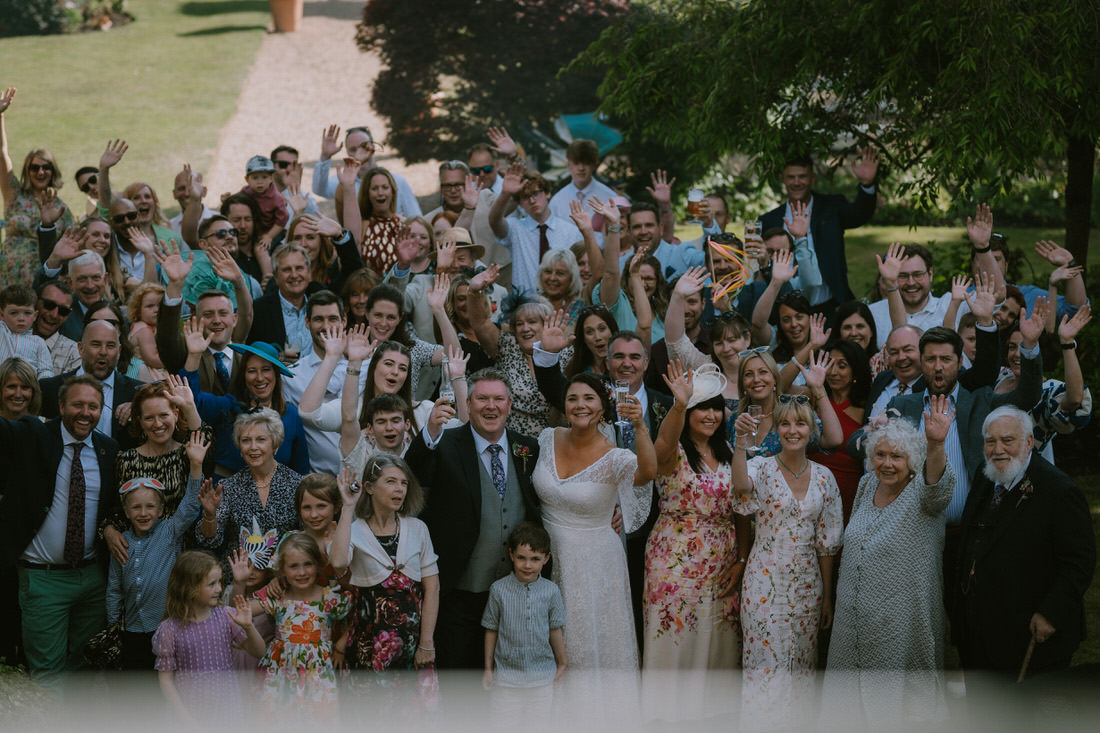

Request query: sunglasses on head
[
  {"left": 79, "top": 173, "right": 98, "bottom": 193},
  {"left": 29, "top": 163, "right": 54, "bottom": 174},
  {"left": 119, "top": 477, "right": 166, "bottom": 496},
  {"left": 112, "top": 211, "right": 139, "bottom": 225},
  {"left": 738, "top": 345, "right": 769, "bottom": 359},
  {"left": 776, "top": 289, "right": 806, "bottom": 305},
  {"left": 778, "top": 393, "right": 810, "bottom": 405},
  {"left": 39, "top": 297, "right": 73, "bottom": 317},
  {"left": 469, "top": 165, "right": 494, "bottom": 175}
]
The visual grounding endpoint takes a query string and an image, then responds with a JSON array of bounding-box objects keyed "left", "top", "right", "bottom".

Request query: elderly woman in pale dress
[{"left": 820, "top": 395, "right": 955, "bottom": 730}]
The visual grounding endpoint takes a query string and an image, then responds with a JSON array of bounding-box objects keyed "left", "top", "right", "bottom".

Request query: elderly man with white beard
[{"left": 951, "top": 406, "right": 1094, "bottom": 696}]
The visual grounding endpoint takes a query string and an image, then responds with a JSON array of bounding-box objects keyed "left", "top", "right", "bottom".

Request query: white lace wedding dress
[{"left": 532, "top": 427, "right": 650, "bottom": 717}]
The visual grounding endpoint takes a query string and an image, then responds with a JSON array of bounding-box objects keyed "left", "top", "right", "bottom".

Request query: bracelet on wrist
[
  {"left": 972, "top": 244, "right": 991, "bottom": 254},
  {"left": 1060, "top": 340, "right": 1078, "bottom": 350},
  {"left": 462, "top": 205, "right": 475, "bottom": 211},
  {"left": 452, "top": 375, "right": 466, "bottom": 381},
  {"left": 346, "top": 367, "right": 362, "bottom": 376},
  {"left": 606, "top": 224, "right": 622, "bottom": 233},
  {"left": 884, "top": 285, "right": 899, "bottom": 293},
  {"left": 418, "top": 645, "right": 435, "bottom": 652}
]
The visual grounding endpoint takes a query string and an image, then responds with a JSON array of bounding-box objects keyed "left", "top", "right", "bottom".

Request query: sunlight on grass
[{"left": 0, "top": 0, "right": 269, "bottom": 216}]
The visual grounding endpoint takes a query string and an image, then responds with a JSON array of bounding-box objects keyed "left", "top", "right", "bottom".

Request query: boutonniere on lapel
[
  {"left": 651, "top": 402, "right": 668, "bottom": 425},
  {"left": 513, "top": 444, "right": 531, "bottom": 473},
  {"left": 1015, "top": 479, "right": 1034, "bottom": 509}
]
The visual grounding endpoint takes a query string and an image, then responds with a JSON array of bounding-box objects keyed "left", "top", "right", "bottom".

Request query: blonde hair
[
  {"left": 164, "top": 551, "right": 220, "bottom": 623},
  {"left": 125, "top": 282, "right": 165, "bottom": 324},
  {"left": 773, "top": 398, "right": 820, "bottom": 444},
  {"left": 737, "top": 351, "right": 781, "bottom": 415},
  {"left": 272, "top": 532, "right": 325, "bottom": 578}
]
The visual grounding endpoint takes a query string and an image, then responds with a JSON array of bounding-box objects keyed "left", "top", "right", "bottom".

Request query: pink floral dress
[
  {"left": 736, "top": 456, "right": 843, "bottom": 729},
  {"left": 641, "top": 446, "right": 741, "bottom": 719},
  {"left": 257, "top": 586, "right": 351, "bottom": 712}
]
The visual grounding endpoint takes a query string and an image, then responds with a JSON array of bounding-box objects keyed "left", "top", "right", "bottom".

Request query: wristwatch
[{"left": 1060, "top": 340, "right": 1077, "bottom": 350}]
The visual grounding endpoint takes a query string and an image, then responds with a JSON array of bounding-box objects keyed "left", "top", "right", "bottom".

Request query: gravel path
[{"left": 203, "top": 0, "right": 438, "bottom": 212}]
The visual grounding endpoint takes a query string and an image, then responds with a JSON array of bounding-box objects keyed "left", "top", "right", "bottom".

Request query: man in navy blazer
[
  {"left": 405, "top": 368, "right": 542, "bottom": 669},
  {"left": 0, "top": 375, "right": 119, "bottom": 682},
  {"left": 759, "top": 148, "right": 880, "bottom": 314}
]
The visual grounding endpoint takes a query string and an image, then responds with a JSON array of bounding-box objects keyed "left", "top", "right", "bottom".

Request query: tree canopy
[{"left": 576, "top": 0, "right": 1100, "bottom": 262}]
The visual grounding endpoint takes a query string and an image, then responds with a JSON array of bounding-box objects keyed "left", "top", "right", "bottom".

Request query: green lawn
[{"left": 0, "top": 0, "right": 270, "bottom": 216}]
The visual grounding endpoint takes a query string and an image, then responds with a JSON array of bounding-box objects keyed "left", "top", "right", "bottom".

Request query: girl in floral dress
[
  {"left": 732, "top": 396, "right": 843, "bottom": 730},
  {"left": 642, "top": 363, "right": 751, "bottom": 721},
  {"left": 252, "top": 532, "right": 351, "bottom": 716},
  {"left": 328, "top": 456, "right": 439, "bottom": 704}
]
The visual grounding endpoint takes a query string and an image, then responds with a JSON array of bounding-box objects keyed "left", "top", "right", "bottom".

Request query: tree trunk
[{"left": 1064, "top": 134, "right": 1095, "bottom": 268}]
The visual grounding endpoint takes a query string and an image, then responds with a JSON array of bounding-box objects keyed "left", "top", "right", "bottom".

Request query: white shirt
[
  {"left": 23, "top": 424, "right": 101, "bottom": 564},
  {"left": 549, "top": 178, "right": 617, "bottom": 245},
  {"left": 76, "top": 367, "right": 115, "bottom": 437},
  {"left": 472, "top": 428, "right": 511, "bottom": 477},
  {"left": 282, "top": 349, "right": 369, "bottom": 474},
  {"left": 496, "top": 213, "right": 582, "bottom": 293},
  {"left": 869, "top": 291, "right": 955, "bottom": 349}
]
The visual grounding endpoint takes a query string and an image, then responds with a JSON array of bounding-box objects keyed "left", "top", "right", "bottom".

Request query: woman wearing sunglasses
[
  {"left": 0, "top": 88, "right": 76, "bottom": 285},
  {"left": 731, "top": 390, "right": 843, "bottom": 730}
]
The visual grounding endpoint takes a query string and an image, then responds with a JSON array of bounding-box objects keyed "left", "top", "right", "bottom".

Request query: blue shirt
[
  {"left": 482, "top": 573, "right": 566, "bottom": 688},
  {"left": 648, "top": 239, "right": 706, "bottom": 281}
]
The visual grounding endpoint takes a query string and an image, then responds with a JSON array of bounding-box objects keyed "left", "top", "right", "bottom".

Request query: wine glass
[
  {"left": 746, "top": 404, "right": 763, "bottom": 455},
  {"left": 613, "top": 380, "right": 632, "bottom": 428}
]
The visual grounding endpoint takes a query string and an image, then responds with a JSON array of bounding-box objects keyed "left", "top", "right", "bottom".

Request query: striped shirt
[
  {"left": 482, "top": 573, "right": 565, "bottom": 688},
  {"left": 107, "top": 478, "right": 202, "bottom": 632},
  {"left": 0, "top": 321, "right": 54, "bottom": 379},
  {"left": 44, "top": 331, "right": 81, "bottom": 375},
  {"left": 920, "top": 387, "right": 968, "bottom": 525}
]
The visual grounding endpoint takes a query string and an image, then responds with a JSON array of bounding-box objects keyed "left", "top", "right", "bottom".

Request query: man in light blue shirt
[{"left": 311, "top": 125, "right": 421, "bottom": 218}]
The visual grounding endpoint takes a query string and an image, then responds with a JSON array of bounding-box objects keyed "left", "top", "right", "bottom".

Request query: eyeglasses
[
  {"left": 738, "top": 345, "right": 769, "bottom": 358},
  {"left": 778, "top": 393, "right": 810, "bottom": 405},
  {"left": 119, "top": 477, "right": 166, "bottom": 495},
  {"left": 39, "top": 298, "right": 73, "bottom": 317},
  {"left": 896, "top": 271, "right": 929, "bottom": 283},
  {"left": 29, "top": 163, "right": 54, "bottom": 174},
  {"left": 469, "top": 165, "right": 494, "bottom": 175},
  {"left": 112, "top": 212, "right": 139, "bottom": 225},
  {"left": 79, "top": 173, "right": 98, "bottom": 193},
  {"left": 274, "top": 160, "right": 294, "bottom": 169},
  {"left": 440, "top": 182, "right": 465, "bottom": 191},
  {"left": 207, "top": 228, "right": 238, "bottom": 240}
]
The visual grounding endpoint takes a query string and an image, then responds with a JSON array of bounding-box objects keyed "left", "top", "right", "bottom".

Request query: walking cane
[{"left": 1016, "top": 634, "right": 1037, "bottom": 682}]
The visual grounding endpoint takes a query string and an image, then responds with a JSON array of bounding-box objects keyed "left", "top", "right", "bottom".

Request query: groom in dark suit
[
  {"left": 951, "top": 406, "right": 1094, "bottom": 687},
  {"left": 405, "top": 368, "right": 542, "bottom": 670}
]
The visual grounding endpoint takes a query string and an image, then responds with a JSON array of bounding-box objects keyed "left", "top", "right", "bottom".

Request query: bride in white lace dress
[{"left": 533, "top": 373, "right": 657, "bottom": 685}]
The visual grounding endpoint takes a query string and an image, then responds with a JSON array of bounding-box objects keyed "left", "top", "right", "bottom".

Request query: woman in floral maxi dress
[{"left": 732, "top": 395, "right": 843, "bottom": 730}]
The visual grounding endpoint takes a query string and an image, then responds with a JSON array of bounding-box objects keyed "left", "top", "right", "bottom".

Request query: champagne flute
[
  {"left": 613, "top": 380, "right": 632, "bottom": 428},
  {"left": 746, "top": 404, "right": 763, "bottom": 455}
]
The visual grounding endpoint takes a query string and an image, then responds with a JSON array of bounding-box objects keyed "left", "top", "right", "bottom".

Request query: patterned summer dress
[{"left": 2, "top": 174, "right": 74, "bottom": 283}]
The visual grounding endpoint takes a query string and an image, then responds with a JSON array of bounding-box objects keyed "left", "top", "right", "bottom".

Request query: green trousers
[{"left": 18, "top": 564, "right": 106, "bottom": 685}]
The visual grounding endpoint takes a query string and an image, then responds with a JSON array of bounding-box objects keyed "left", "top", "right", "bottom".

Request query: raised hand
[
  {"left": 321, "top": 325, "right": 346, "bottom": 359},
  {"left": 287, "top": 160, "right": 304, "bottom": 190},
  {"left": 646, "top": 170, "right": 675, "bottom": 207},
  {"left": 1049, "top": 263, "right": 1084, "bottom": 286},
  {"left": 199, "top": 479, "right": 222, "bottom": 517},
  {"left": 183, "top": 314, "right": 212, "bottom": 355},
  {"left": 966, "top": 203, "right": 993, "bottom": 249},
  {"left": 337, "top": 157, "right": 361, "bottom": 188},
  {"left": 434, "top": 235, "right": 456, "bottom": 272},
  {"left": 588, "top": 195, "right": 620, "bottom": 228},
  {"left": 127, "top": 226, "right": 156, "bottom": 254},
  {"left": 674, "top": 265, "right": 708, "bottom": 297},
  {"left": 963, "top": 271, "right": 996, "bottom": 324},
  {"left": 154, "top": 239, "right": 194, "bottom": 285},
  {"left": 321, "top": 124, "right": 343, "bottom": 160},
  {"left": 808, "top": 313, "right": 832, "bottom": 350},
  {"left": 619, "top": 394, "right": 645, "bottom": 429},
  {"left": 1034, "top": 240, "right": 1073, "bottom": 267},
  {"left": 469, "top": 263, "right": 500, "bottom": 292},
  {"left": 950, "top": 274, "right": 972, "bottom": 302},
  {"left": 345, "top": 323, "right": 375, "bottom": 363},
  {"left": 1058, "top": 304, "right": 1091, "bottom": 343},
  {"left": 229, "top": 595, "right": 254, "bottom": 628},
  {"left": 783, "top": 200, "right": 810, "bottom": 239},
  {"left": 875, "top": 242, "right": 905, "bottom": 287},
  {"left": 540, "top": 310, "right": 575, "bottom": 353},
  {"left": 770, "top": 249, "right": 798, "bottom": 284},
  {"left": 923, "top": 394, "right": 955, "bottom": 444},
  {"left": 207, "top": 245, "right": 243, "bottom": 284},
  {"left": 500, "top": 161, "right": 525, "bottom": 196},
  {"left": 185, "top": 163, "right": 204, "bottom": 202},
  {"left": 165, "top": 373, "right": 197, "bottom": 410},
  {"left": 99, "top": 138, "right": 128, "bottom": 170},
  {"left": 52, "top": 226, "right": 87, "bottom": 262},
  {"left": 662, "top": 360, "right": 694, "bottom": 407},
  {"left": 427, "top": 272, "right": 451, "bottom": 311},
  {"left": 568, "top": 198, "right": 592, "bottom": 232},
  {"left": 393, "top": 225, "right": 418, "bottom": 269},
  {"left": 336, "top": 466, "right": 359, "bottom": 507},
  {"left": 0, "top": 87, "right": 15, "bottom": 114},
  {"left": 461, "top": 175, "right": 481, "bottom": 209},
  {"left": 1018, "top": 296, "right": 1049, "bottom": 348},
  {"left": 428, "top": 396, "right": 457, "bottom": 435},
  {"left": 185, "top": 430, "right": 210, "bottom": 465},
  {"left": 39, "top": 187, "right": 63, "bottom": 226},
  {"left": 285, "top": 183, "right": 307, "bottom": 216},
  {"left": 486, "top": 126, "right": 517, "bottom": 158},
  {"left": 850, "top": 145, "right": 879, "bottom": 186},
  {"left": 446, "top": 343, "right": 471, "bottom": 378},
  {"left": 800, "top": 349, "right": 832, "bottom": 390},
  {"left": 228, "top": 548, "right": 250, "bottom": 585}
]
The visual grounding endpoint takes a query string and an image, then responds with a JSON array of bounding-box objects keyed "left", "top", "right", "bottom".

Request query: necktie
[
  {"left": 64, "top": 443, "right": 87, "bottom": 566},
  {"left": 487, "top": 444, "right": 507, "bottom": 499},
  {"left": 897, "top": 383, "right": 908, "bottom": 395},
  {"left": 620, "top": 420, "right": 637, "bottom": 452},
  {"left": 214, "top": 352, "right": 231, "bottom": 392},
  {"left": 537, "top": 223, "right": 550, "bottom": 263},
  {"left": 991, "top": 483, "right": 1007, "bottom": 508}
]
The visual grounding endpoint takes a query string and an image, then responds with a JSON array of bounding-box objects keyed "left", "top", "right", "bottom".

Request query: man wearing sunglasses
[
  {"left": 311, "top": 124, "right": 422, "bottom": 218},
  {"left": 34, "top": 281, "right": 82, "bottom": 375},
  {"left": 457, "top": 132, "right": 523, "bottom": 289},
  {"left": 270, "top": 145, "right": 320, "bottom": 221},
  {"left": 74, "top": 166, "right": 101, "bottom": 217}
]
